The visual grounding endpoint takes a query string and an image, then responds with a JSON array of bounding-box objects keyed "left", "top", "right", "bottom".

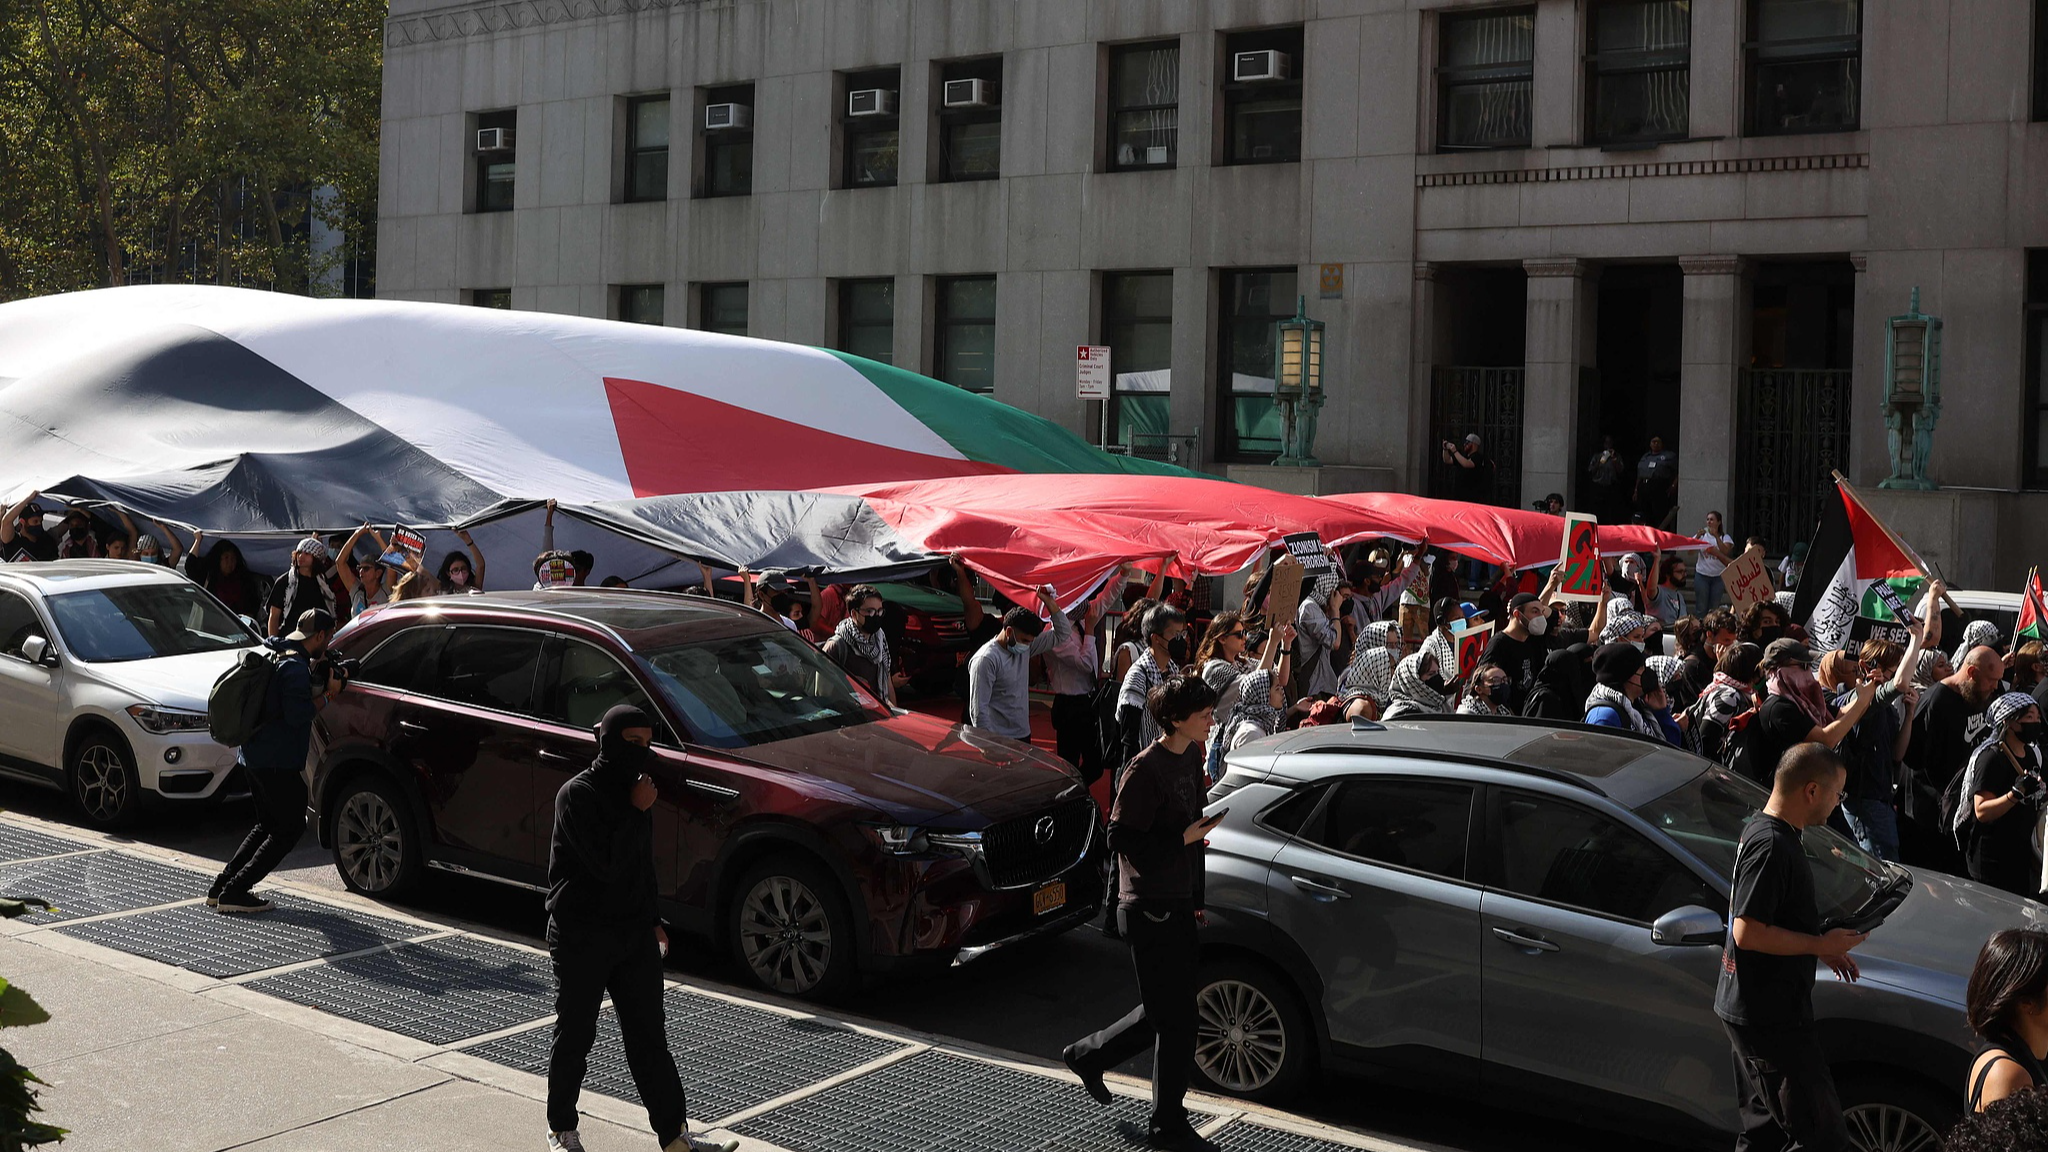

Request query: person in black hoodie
[
  {"left": 1522, "top": 645, "right": 1590, "bottom": 721},
  {"left": 1063, "top": 673, "right": 1225, "bottom": 1152},
  {"left": 544, "top": 705, "right": 736, "bottom": 1152}
]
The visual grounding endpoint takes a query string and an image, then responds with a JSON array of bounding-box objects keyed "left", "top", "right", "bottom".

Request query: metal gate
[
  {"left": 1733, "top": 370, "right": 1853, "bottom": 557},
  {"left": 1430, "top": 366, "right": 1524, "bottom": 505}
]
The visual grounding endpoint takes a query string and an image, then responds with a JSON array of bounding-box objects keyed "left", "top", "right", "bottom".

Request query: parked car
[
  {"left": 312, "top": 588, "right": 1101, "bottom": 998},
  {"left": 1194, "top": 714, "right": 2045, "bottom": 1150},
  {"left": 0, "top": 560, "right": 259, "bottom": 827}
]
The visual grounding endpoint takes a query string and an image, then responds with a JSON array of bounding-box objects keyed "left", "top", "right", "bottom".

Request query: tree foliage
[
  {"left": 0, "top": 897, "right": 59, "bottom": 1151},
  {"left": 0, "top": 0, "right": 383, "bottom": 301}
]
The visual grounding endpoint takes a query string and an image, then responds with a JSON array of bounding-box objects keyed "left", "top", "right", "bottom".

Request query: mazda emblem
[{"left": 1033, "top": 815, "right": 1056, "bottom": 845}]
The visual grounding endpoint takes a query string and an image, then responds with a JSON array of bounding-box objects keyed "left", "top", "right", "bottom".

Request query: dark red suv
[{"left": 310, "top": 589, "right": 1101, "bottom": 997}]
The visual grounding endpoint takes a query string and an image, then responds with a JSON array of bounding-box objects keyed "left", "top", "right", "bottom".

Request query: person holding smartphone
[{"left": 1065, "top": 672, "right": 1225, "bottom": 1152}]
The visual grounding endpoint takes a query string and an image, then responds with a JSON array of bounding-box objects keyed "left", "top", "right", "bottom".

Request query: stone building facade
[{"left": 377, "top": 0, "right": 2048, "bottom": 586}]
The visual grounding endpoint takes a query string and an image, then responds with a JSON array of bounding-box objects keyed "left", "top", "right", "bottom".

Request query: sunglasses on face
[{"left": 1227, "top": 630, "right": 1248, "bottom": 639}]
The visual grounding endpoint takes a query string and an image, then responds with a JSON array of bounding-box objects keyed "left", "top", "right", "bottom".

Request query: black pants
[
  {"left": 1052, "top": 692, "right": 1102, "bottom": 783},
  {"left": 1068, "top": 904, "right": 1200, "bottom": 1134},
  {"left": 547, "top": 921, "right": 686, "bottom": 1142},
  {"left": 216, "top": 765, "right": 308, "bottom": 897},
  {"left": 1723, "top": 1021, "right": 1846, "bottom": 1152}
]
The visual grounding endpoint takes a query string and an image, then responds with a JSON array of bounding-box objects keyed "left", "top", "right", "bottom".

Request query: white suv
[{"left": 0, "top": 561, "right": 262, "bottom": 827}]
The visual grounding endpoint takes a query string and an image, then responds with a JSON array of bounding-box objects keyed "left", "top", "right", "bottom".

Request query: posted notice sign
[{"left": 1077, "top": 345, "right": 1111, "bottom": 400}]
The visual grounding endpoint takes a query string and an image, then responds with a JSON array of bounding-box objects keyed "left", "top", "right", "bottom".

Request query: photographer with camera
[{"left": 207, "top": 608, "right": 346, "bottom": 914}]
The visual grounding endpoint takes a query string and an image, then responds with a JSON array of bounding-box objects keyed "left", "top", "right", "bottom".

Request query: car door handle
[
  {"left": 397, "top": 719, "right": 429, "bottom": 734},
  {"left": 1289, "top": 875, "right": 1351, "bottom": 900},
  {"left": 1492, "top": 927, "right": 1561, "bottom": 953},
  {"left": 537, "top": 749, "right": 576, "bottom": 763}
]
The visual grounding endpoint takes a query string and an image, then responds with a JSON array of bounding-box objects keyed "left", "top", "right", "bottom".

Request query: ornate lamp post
[
  {"left": 1271, "top": 296, "right": 1325, "bottom": 467},
  {"left": 1878, "top": 287, "right": 1942, "bottom": 490}
]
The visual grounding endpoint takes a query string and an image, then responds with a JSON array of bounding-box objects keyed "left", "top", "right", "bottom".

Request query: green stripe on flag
[
  {"left": 827, "top": 351, "right": 1205, "bottom": 479},
  {"left": 1858, "top": 576, "right": 1926, "bottom": 623}
]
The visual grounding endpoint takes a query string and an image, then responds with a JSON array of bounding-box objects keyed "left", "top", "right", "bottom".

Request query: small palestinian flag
[
  {"left": 1791, "top": 480, "right": 1929, "bottom": 652},
  {"left": 2019, "top": 569, "right": 2046, "bottom": 641}
]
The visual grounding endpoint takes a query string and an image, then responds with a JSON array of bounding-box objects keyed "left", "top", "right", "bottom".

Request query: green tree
[
  {"left": 0, "top": 897, "right": 61, "bottom": 1152},
  {"left": 0, "top": 0, "right": 382, "bottom": 301}
]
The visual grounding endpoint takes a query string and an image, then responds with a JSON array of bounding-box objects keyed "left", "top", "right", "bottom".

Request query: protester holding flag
[{"left": 1957, "top": 693, "right": 2047, "bottom": 897}]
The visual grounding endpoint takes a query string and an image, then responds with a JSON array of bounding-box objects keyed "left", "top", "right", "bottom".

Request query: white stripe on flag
[{"left": 1808, "top": 548, "right": 1861, "bottom": 652}]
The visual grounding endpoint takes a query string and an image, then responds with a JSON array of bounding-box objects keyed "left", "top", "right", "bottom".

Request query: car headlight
[
  {"left": 859, "top": 824, "right": 930, "bottom": 855},
  {"left": 927, "top": 831, "right": 983, "bottom": 859},
  {"left": 125, "top": 705, "right": 211, "bottom": 734}
]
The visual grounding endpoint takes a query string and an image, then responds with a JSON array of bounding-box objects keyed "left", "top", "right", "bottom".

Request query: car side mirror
[
  {"left": 1651, "top": 904, "right": 1726, "bottom": 947},
  {"left": 19, "top": 636, "right": 53, "bottom": 667}
]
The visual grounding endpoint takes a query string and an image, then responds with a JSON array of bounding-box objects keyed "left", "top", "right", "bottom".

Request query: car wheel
[
  {"left": 729, "top": 855, "right": 855, "bottom": 999},
  {"left": 330, "top": 775, "right": 421, "bottom": 898},
  {"left": 68, "top": 728, "right": 141, "bottom": 829},
  {"left": 1191, "top": 956, "right": 1314, "bottom": 1103},
  {"left": 1837, "top": 1070, "right": 1953, "bottom": 1152}
]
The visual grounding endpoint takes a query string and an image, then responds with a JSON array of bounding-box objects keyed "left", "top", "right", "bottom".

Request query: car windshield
[
  {"left": 46, "top": 583, "right": 258, "bottom": 662},
  {"left": 1632, "top": 765, "right": 1899, "bottom": 924},
  {"left": 635, "top": 628, "right": 889, "bottom": 749}
]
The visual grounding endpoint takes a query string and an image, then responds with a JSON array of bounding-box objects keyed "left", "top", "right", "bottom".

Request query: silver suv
[{"left": 1194, "top": 715, "right": 2048, "bottom": 1150}]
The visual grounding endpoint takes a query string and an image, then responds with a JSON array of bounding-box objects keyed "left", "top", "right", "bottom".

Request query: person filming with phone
[
  {"left": 1714, "top": 742, "right": 1871, "bottom": 1152},
  {"left": 1064, "top": 672, "right": 1226, "bottom": 1152}
]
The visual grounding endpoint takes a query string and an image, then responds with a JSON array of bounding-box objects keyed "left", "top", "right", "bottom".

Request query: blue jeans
[
  {"left": 1839, "top": 798, "right": 1901, "bottom": 863},
  {"left": 1694, "top": 571, "right": 1725, "bottom": 615}
]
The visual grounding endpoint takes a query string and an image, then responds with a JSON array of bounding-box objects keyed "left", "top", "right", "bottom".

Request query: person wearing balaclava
[
  {"left": 266, "top": 535, "right": 338, "bottom": 638},
  {"left": 544, "top": 705, "right": 737, "bottom": 1152},
  {"left": 1956, "top": 692, "right": 2047, "bottom": 898},
  {"left": 1522, "top": 645, "right": 1589, "bottom": 722},
  {"left": 1584, "top": 643, "right": 1662, "bottom": 737}
]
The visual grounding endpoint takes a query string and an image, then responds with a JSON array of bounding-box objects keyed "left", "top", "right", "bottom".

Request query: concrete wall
[{"left": 381, "top": 0, "right": 2048, "bottom": 572}]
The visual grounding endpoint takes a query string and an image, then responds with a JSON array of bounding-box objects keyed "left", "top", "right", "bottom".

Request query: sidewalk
[{"left": 0, "top": 815, "right": 1417, "bottom": 1152}]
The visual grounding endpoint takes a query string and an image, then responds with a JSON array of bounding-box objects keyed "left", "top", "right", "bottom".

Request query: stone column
[
  {"left": 1521, "top": 258, "right": 1599, "bottom": 508},
  {"left": 1677, "top": 255, "right": 1748, "bottom": 539}
]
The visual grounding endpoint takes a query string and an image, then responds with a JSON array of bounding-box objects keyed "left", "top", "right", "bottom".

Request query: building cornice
[
  {"left": 1418, "top": 152, "right": 1866, "bottom": 189},
  {"left": 387, "top": 0, "right": 688, "bottom": 47}
]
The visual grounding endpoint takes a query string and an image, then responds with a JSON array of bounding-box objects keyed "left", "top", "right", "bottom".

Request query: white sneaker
[
  {"left": 663, "top": 1132, "right": 738, "bottom": 1152},
  {"left": 546, "top": 1132, "right": 585, "bottom": 1152}
]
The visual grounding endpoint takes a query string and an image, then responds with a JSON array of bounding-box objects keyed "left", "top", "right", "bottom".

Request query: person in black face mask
[
  {"left": 545, "top": 705, "right": 737, "bottom": 1152},
  {"left": 822, "top": 584, "right": 906, "bottom": 706},
  {"left": 1742, "top": 601, "right": 1792, "bottom": 648}
]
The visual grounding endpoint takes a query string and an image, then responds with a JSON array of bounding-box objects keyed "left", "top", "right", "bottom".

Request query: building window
[
  {"left": 473, "top": 109, "right": 517, "bottom": 212},
  {"left": 937, "top": 58, "right": 1002, "bottom": 182},
  {"left": 624, "top": 96, "right": 670, "bottom": 202},
  {"left": 2027, "top": 252, "right": 2048, "bottom": 486},
  {"left": 934, "top": 277, "right": 996, "bottom": 393},
  {"left": 1747, "top": 0, "right": 1861, "bottom": 136},
  {"left": 698, "top": 283, "right": 748, "bottom": 337},
  {"left": 837, "top": 279, "right": 895, "bottom": 364},
  {"left": 1588, "top": 2, "right": 1691, "bottom": 145},
  {"left": 617, "top": 284, "right": 664, "bottom": 325},
  {"left": 1438, "top": 9, "right": 1535, "bottom": 151},
  {"left": 701, "top": 84, "right": 754, "bottom": 198},
  {"left": 1104, "top": 272, "right": 1173, "bottom": 448},
  {"left": 469, "top": 289, "right": 511, "bottom": 309},
  {"left": 1222, "top": 28, "right": 1303, "bottom": 165},
  {"left": 841, "top": 68, "right": 901, "bottom": 188},
  {"left": 1109, "top": 41, "right": 1181, "bottom": 171},
  {"left": 1220, "top": 269, "right": 1297, "bottom": 461}
]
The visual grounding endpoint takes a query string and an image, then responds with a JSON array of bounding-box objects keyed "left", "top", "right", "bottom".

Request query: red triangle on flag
[
  {"left": 1838, "top": 484, "right": 1921, "bottom": 581},
  {"left": 2020, "top": 570, "right": 2046, "bottom": 640}
]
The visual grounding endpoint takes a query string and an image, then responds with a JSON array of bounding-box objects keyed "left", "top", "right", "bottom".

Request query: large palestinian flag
[
  {"left": 1791, "top": 480, "right": 1928, "bottom": 651},
  {"left": 0, "top": 285, "right": 1190, "bottom": 535}
]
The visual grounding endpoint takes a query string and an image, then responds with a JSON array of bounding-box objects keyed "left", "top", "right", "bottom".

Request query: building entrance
[
  {"left": 1733, "top": 261, "right": 1856, "bottom": 556},
  {"left": 1577, "top": 265, "right": 1683, "bottom": 528}
]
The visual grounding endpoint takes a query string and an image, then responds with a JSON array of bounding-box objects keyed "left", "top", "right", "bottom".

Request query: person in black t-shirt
[
  {"left": 1904, "top": 646, "right": 2003, "bottom": 870},
  {"left": 265, "top": 536, "right": 340, "bottom": 638},
  {"left": 1962, "top": 692, "right": 2046, "bottom": 897},
  {"left": 1750, "top": 638, "right": 1876, "bottom": 779},
  {"left": 1715, "top": 742, "right": 1871, "bottom": 1152},
  {"left": 1481, "top": 590, "right": 1555, "bottom": 712},
  {"left": 0, "top": 493, "right": 57, "bottom": 563}
]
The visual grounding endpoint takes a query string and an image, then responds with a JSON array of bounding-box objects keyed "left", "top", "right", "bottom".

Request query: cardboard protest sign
[
  {"left": 1725, "top": 545, "right": 1776, "bottom": 614},
  {"left": 1555, "top": 513, "right": 1604, "bottom": 602},
  {"left": 378, "top": 526, "right": 425, "bottom": 570},
  {"left": 1451, "top": 621, "right": 1493, "bottom": 679},
  {"left": 1282, "top": 531, "right": 1332, "bottom": 574},
  {"left": 1265, "top": 557, "right": 1306, "bottom": 630},
  {"left": 538, "top": 555, "right": 576, "bottom": 587}
]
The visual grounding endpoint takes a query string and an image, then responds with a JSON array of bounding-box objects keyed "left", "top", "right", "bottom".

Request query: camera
[{"left": 314, "top": 656, "right": 362, "bottom": 692}]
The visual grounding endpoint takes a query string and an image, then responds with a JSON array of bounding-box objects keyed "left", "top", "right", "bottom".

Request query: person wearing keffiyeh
[
  {"left": 1383, "top": 653, "right": 1449, "bottom": 720},
  {"left": 1341, "top": 648, "right": 1396, "bottom": 721},
  {"left": 822, "top": 585, "right": 897, "bottom": 706},
  {"left": 1294, "top": 569, "right": 1346, "bottom": 699},
  {"left": 1955, "top": 620, "right": 2002, "bottom": 671},
  {"left": 1954, "top": 691, "right": 2045, "bottom": 896},
  {"left": 1221, "top": 668, "right": 1287, "bottom": 752},
  {"left": 1584, "top": 643, "right": 1662, "bottom": 737}
]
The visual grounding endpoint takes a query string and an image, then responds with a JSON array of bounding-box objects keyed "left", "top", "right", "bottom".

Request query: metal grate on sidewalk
[
  {"left": 55, "top": 892, "right": 433, "bottom": 977},
  {"left": 0, "top": 850, "right": 204, "bottom": 922},
  {"left": 1211, "top": 1123, "right": 1376, "bottom": 1152},
  {"left": 242, "top": 933, "right": 555, "bottom": 1044},
  {"left": 732, "top": 1047, "right": 1204, "bottom": 1152},
  {"left": 0, "top": 823, "right": 95, "bottom": 863},
  {"left": 461, "top": 985, "right": 909, "bottom": 1122}
]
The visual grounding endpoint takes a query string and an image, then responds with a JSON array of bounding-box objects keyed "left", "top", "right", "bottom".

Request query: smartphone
[{"left": 1204, "top": 807, "right": 1230, "bottom": 824}]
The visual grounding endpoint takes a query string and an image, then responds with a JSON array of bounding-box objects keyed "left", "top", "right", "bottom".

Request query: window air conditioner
[
  {"left": 847, "top": 89, "right": 898, "bottom": 117},
  {"left": 1231, "top": 50, "right": 1292, "bottom": 83},
  {"left": 476, "top": 127, "right": 516, "bottom": 152},
  {"left": 704, "top": 103, "right": 753, "bottom": 131},
  {"left": 942, "top": 78, "right": 998, "bottom": 109}
]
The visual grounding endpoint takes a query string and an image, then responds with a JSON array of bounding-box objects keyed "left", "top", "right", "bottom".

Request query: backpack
[
  {"left": 208, "top": 647, "right": 282, "bottom": 748},
  {"left": 1720, "top": 705, "right": 1767, "bottom": 784}
]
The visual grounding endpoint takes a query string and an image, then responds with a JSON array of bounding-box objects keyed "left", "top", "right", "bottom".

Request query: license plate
[{"left": 1032, "top": 881, "right": 1066, "bottom": 916}]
